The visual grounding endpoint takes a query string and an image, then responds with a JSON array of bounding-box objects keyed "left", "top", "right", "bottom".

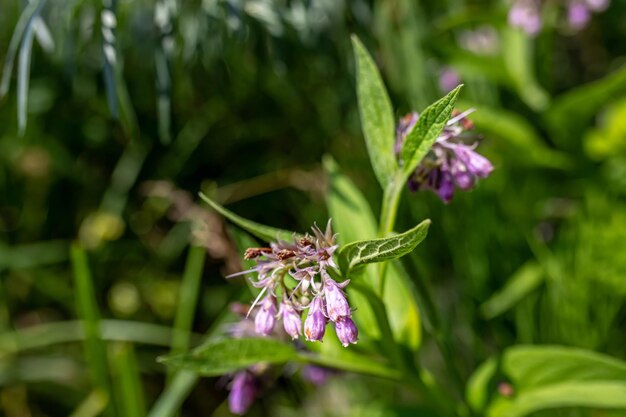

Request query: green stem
[{"left": 377, "top": 174, "right": 405, "bottom": 296}]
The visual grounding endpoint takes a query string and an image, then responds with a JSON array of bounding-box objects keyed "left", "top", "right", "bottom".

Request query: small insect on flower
[{"left": 228, "top": 220, "right": 358, "bottom": 346}]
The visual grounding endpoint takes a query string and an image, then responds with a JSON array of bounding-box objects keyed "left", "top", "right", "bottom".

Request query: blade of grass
[
  {"left": 101, "top": 1, "right": 119, "bottom": 118},
  {"left": 169, "top": 245, "right": 206, "bottom": 368},
  {"left": 147, "top": 371, "right": 197, "bottom": 417},
  {"left": 148, "top": 300, "right": 240, "bottom": 417},
  {"left": 69, "top": 390, "right": 109, "bottom": 417},
  {"left": 17, "top": 5, "right": 37, "bottom": 136},
  {"left": 0, "top": 0, "right": 44, "bottom": 98},
  {"left": 70, "top": 243, "right": 114, "bottom": 417},
  {"left": 0, "top": 320, "right": 203, "bottom": 358},
  {"left": 110, "top": 343, "right": 146, "bottom": 417}
]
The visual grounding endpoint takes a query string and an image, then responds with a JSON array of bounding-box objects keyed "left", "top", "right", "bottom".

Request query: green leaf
[
  {"left": 339, "top": 219, "right": 431, "bottom": 273},
  {"left": 297, "top": 349, "right": 401, "bottom": 380},
  {"left": 488, "top": 382, "right": 626, "bottom": 417},
  {"left": 400, "top": 86, "right": 462, "bottom": 181},
  {"left": 480, "top": 261, "right": 544, "bottom": 320},
  {"left": 468, "top": 345, "right": 626, "bottom": 416},
  {"left": 502, "top": 346, "right": 626, "bottom": 389},
  {"left": 158, "top": 338, "right": 297, "bottom": 376},
  {"left": 198, "top": 192, "right": 296, "bottom": 242},
  {"left": 351, "top": 35, "right": 397, "bottom": 188}
]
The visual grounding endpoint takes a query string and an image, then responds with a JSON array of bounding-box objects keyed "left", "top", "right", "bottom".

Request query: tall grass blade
[
  {"left": 110, "top": 343, "right": 146, "bottom": 417},
  {"left": 17, "top": 4, "right": 38, "bottom": 136},
  {"left": 0, "top": 0, "right": 44, "bottom": 98},
  {"left": 70, "top": 243, "right": 114, "bottom": 416}
]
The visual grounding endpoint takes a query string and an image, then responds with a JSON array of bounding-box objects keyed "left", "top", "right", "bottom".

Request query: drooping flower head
[
  {"left": 228, "top": 220, "right": 358, "bottom": 346},
  {"left": 395, "top": 109, "right": 493, "bottom": 203}
]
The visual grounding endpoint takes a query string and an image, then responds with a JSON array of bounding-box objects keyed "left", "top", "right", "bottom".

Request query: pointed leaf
[
  {"left": 199, "top": 192, "right": 296, "bottom": 242},
  {"left": 158, "top": 338, "right": 296, "bottom": 376},
  {"left": 339, "top": 219, "right": 431, "bottom": 273},
  {"left": 351, "top": 35, "right": 397, "bottom": 188},
  {"left": 401, "top": 86, "right": 462, "bottom": 180}
]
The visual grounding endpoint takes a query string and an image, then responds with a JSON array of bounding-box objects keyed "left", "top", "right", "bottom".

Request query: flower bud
[
  {"left": 334, "top": 316, "right": 358, "bottom": 347},
  {"left": 254, "top": 295, "right": 277, "bottom": 336},
  {"left": 281, "top": 302, "right": 302, "bottom": 340},
  {"left": 228, "top": 371, "right": 256, "bottom": 415},
  {"left": 323, "top": 278, "right": 351, "bottom": 322},
  {"left": 304, "top": 297, "right": 326, "bottom": 341}
]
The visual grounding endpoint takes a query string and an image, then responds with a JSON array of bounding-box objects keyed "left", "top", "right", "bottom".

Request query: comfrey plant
[
  {"left": 508, "top": 0, "right": 609, "bottom": 34},
  {"left": 159, "top": 36, "right": 491, "bottom": 416},
  {"left": 229, "top": 220, "right": 358, "bottom": 346}
]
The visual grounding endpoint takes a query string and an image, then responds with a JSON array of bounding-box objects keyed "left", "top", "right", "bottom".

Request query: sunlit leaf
[
  {"left": 339, "top": 220, "right": 431, "bottom": 273},
  {"left": 352, "top": 35, "right": 397, "bottom": 188},
  {"left": 400, "top": 86, "right": 462, "bottom": 180},
  {"left": 468, "top": 345, "right": 626, "bottom": 416}
]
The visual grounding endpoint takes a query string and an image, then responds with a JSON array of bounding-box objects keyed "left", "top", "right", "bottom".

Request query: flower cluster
[
  {"left": 508, "top": 0, "right": 609, "bottom": 35},
  {"left": 229, "top": 220, "right": 358, "bottom": 347},
  {"left": 395, "top": 110, "right": 493, "bottom": 203}
]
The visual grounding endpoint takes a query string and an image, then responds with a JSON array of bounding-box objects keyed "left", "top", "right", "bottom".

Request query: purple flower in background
[
  {"left": 508, "top": 0, "right": 542, "bottom": 36},
  {"left": 301, "top": 365, "right": 336, "bottom": 385},
  {"left": 568, "top": 2, "right": 591, "bottom": 29},
  {"left": 395, "top": 110, "right": 493, "bottom": 203},
  {"left": 585, "top": 0, "right": 609, "bottom": 11},
  {"left": 229, "top": 220, "right": 357, "bottom": 346},
  {"left": 228, "top": 371, "right": 257, "bottom": 415},
  {"left": 508, "top": 0, "right": 610, "bottom": 33},
  {"left": 439, "top": 67, "right": 461, "bottom": 93}
]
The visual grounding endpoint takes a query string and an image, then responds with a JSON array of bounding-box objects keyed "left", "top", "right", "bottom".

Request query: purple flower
[
  {"left": 585, "top": 0, "right": 609, "bottom": 11},
  {"left": 396, "top": 110, "right": 493, "bottom": 203},
  {"left": 437, "top": 169, "right": 456, "bottom": 203},
  {"left": 280, "top": 302, "right": 302, "bottom": 340},
  {"left": 254, "top": 295, "right": 277, "bottom": 336},
  {"left": 228, "top": 371, "right": 257, "bottom": 415},
  {"left": 439, "top": 68, "right": 461, "bottom": 93},
  {"left": 334, "top": 317, "right": 358, "bottom": 347},
  {"left": 568, "top": 2, "right": 591, "bottom": 29},
  {"left": 230, "top": 220, "right": 358, "bottom": 347},
  {"left": 302, "top": 365, "right": 335, "bottom": 385},
  {"left": 304, "top": 296, "right": 326, "bottom": 341},
  {"left": 508, "top": 0, "right": 542, "bottom": 36},
  {"left": 323, "top": 275, "right": 351, "bottom": 322},
  {"left": 449, "top": 143, "right": 494, "bottom": 178}
]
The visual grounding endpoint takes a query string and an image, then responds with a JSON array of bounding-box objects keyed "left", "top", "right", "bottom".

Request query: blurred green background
[{"left": 1, "top": 0, "right": 626, "bottom": 416}]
